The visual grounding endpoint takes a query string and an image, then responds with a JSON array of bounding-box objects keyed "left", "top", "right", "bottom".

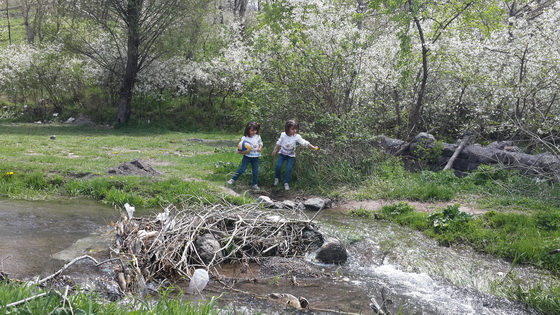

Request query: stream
[{"left": 1, "top": 199, "right": 553, "bottom": 314}]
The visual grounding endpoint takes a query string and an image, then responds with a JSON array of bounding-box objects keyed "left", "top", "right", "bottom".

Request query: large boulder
[{"left": 315, "top": 238, "right": 348, "bottom": 265}]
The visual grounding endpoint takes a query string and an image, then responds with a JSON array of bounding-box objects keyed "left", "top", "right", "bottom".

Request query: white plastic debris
[
  {"left": 124, "top": 203, "right": 135, "bottom": 219},
  {"left": 156, "top": 206, "right": 169, "bottom": 222},
  {"left": 187, "top": 269, "right": 209, "bottom": 294},
  {"left": 156, "top": 205, "right": 176, "bottom": 230}
]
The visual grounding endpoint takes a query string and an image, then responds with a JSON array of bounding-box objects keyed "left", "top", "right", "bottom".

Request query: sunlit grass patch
[
  {"left": 0, "top": 122, "right": 243, "bottom": 205},
  {"left": 377, "top": 202, "right": 560, "bottom": 272},
  {"left": 492, "top": 270, "right": 560, "bottom": 314}
]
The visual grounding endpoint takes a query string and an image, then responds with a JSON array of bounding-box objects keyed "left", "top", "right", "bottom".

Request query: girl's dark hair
[
  {"left": 284, "top": 120, "right": 299, "bottom": 134},
  {"left": 244, "top": 121, "right": 261, "bottom": 136}
]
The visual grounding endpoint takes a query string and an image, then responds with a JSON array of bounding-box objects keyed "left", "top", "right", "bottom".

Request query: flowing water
[
  {"left": 210, "top": 210, "right": 546, "bottom": 314},
  {"left": 0, "top": 199, "right": 119, "bottom": 277},
  {"left": 1, "top": 199, "right": 554, "bottom": 314}
]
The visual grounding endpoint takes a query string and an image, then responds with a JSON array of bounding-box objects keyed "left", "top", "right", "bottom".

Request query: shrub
[
  {"left": 380, "top": 201, "right": 415, "bottom": 216},
  {"left": 349, "top": 208, "right": 374, "bottom": 217},
  {"left": 428, "top": 204, "right": 476, "bottom": 233},
  {"left": 534, "top": 210, "right": 560, "bottom": 231}
]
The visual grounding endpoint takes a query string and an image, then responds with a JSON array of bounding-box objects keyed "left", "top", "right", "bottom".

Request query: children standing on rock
[
  {"left": 271, "top": 120, "right": 318, "bottom": 191},
  {"left": 227, "top": 122, "right": 263, "bottom": 190}
]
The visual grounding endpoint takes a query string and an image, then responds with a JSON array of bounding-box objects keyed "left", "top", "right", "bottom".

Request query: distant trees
[
  {"left": 0, "top": 0, "right": 558, "bottom": 145},
  {"left": 368, "top": 0, "right": 507, "bottom": 137},
  {"left": 70, "top": 0, "right": 214, "bottom": 124}
]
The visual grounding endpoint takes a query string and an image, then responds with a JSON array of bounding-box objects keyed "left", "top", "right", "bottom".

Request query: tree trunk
[
  {"left": 5, "top": 0, "right": 12, "bottom": 45},
  {"left": 408, "top": 15, "right": 428, "bottom": 136},
  {"left": 22, "top": 0, "right": 35, "bottom": 44},
  {"left": 117, "top": 0, "right": 143, "bottom": 125}
]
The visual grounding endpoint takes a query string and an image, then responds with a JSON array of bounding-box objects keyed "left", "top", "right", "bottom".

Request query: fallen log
[{"left": 444, "top": 134, "right": 472, "bottom": 171}]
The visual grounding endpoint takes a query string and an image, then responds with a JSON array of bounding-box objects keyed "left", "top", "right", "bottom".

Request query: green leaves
[{"left": 428, "top": 204, "right": 476, "bottom": 231}]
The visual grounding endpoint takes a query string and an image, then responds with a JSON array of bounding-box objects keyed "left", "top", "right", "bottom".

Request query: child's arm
[
  {"left": 307, "top": 143, "right": 319, "bottom": 151},
  {"left": 271, "top": 144, "right": 281, "bottom": 156}
]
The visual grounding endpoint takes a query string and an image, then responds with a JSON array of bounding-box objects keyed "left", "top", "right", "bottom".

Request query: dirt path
[{"left": 332, "top": 199, "right": 488, "bottom": 215}]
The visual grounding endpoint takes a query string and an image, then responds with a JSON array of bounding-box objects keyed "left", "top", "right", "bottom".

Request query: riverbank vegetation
[
  {"left": 0, "top": 121, "right": 558, "bottom": 311},
  {"left": 376, "top": 201, "right": 560, "bottom": 313},
  {"left": 0, "top": 281, "right": 218, "bottom": 314}
]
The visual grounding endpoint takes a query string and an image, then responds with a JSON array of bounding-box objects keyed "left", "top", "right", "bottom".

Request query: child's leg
[
  {"left": 250, "top": 157, "right": 259, "bottom": 186},
  {"left": 283, "top": 156, "right": 296, "bottom": 184},
  {"left": 232, "top": 156, "right": 250, "bottom": 181},
  {"left": 274, "top": 154, "right": 286, "bottom": 180}
]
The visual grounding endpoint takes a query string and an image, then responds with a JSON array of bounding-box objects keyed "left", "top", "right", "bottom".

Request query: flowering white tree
[
  {"left": 368, "top": 0, "right": 509, "bottom": 136},
  {"left": 68, "top": 0, "right": 215, "bottom": 124},
  {"left": 422, "top": 1, "right": 560, "bottom": 142},
  {"left": 244, "top": 0, "right": 403, "bottom": 137},
  {"left": 1, "top": 0, "right": 558, "bottom": 143},
  {"left": 0, "top": 44, "right": 93, "bottom": 117}
]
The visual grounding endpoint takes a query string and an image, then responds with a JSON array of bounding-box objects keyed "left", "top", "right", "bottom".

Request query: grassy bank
[
  {"left": 367, "top": 201, "right": 560, "bottom": 313},
  {"left": 0, "top": 122, "right": 257, "bottom": 206},
  {"left": 0, "top": 281, "right": 218, "bottom": 315}
]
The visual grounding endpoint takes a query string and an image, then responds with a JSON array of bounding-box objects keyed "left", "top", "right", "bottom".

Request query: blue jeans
[
  {"left": 274, "top": 153, "right": 295, "bottom": 184},
  {"left": 232, "top": 155, "right": 259, "bottom": 185}
]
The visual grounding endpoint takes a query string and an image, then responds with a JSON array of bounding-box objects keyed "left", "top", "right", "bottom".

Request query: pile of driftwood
[{"left": 111, "top": 200, "right": 321, "bottom": 288}]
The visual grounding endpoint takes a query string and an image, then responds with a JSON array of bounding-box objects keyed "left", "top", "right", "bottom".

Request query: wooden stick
[
  {"left": 37, "top": 255, "right": 119, "bottom": 285},
  {"left": 6, "top": 292, "right": 49, "bottom": 308},
  {"left": 443, "top": 134, "right": 471, "bottom": 170}
]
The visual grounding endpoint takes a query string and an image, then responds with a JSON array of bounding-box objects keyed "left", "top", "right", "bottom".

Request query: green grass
[
  {"left": 352, "top": 162, "right": 559, "bottom": 210},
  {"left": 0, "top": 281, "right": 219, "bottom": 315},
  {"left": 378, "top": 201, "right": 560, "bottom": 271},
  {"left": 0, "top": 17, "right": 27, "bottom": 46},
  {"left": 1, "top": 122, "right": 559, "bottom": 312},
  {"left": 0, "top": 123, "right": 253, "bottom": 207}
]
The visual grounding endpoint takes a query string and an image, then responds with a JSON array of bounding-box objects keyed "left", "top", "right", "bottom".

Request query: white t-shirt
[
  {"left": 241, "top": 135, "right": 263, "bottom": 158},
  {"left": 276, "top": 132, "right": 309, "bottom": 157}
]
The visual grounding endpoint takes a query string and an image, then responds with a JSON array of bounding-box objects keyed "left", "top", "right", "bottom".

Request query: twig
[
  {"left": 6, "top": 292, "right": 49, "bottom": 308},
  {"left": 309, "top": 207, "right": 324, "bottom": 224},
  {"left": 37, "top": 255, "right": 118, "bottom": 285}
]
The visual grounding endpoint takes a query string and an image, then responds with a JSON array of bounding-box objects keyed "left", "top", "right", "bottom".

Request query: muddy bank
[{"left": 334, "top": 199, "right": 488, "bottom": 215}]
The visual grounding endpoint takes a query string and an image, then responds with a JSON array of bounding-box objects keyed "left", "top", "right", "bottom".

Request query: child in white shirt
[{"left": 271, "top": 120, "right": 318, "bottom": 190}]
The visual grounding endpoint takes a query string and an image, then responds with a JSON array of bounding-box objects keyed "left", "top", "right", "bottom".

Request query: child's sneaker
[
  {"left": 273, "top": 178, "right": 279, "bottom": 186},
  {"left": 284, "top": 183, "right": 290, "bottom": 191},
  {"left": 251, "top": 185, "right": 260, "bottom": 190},
  {"left": 227, "top": 179, "right": 235, "bottom": 185}
]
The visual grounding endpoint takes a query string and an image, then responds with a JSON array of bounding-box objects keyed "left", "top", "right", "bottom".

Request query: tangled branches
[{"left": 112, "top": 200, "right": 323, "bottom": 284}]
